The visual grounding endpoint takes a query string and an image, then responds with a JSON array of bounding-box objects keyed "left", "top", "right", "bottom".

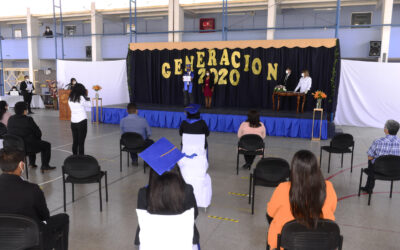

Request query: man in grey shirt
[{"left": 120, "top": 103, "right": 154, "bottom": 165}]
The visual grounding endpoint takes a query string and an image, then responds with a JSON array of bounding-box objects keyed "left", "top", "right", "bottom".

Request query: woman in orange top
[{"left": 267, "top": 150, "right": 337, "bottom": 249}]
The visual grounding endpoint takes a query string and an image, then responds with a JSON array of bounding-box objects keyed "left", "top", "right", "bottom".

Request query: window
[
  {"left": 126, "top": 23, "right": 136, "bottom": 34},
  {"left": 351, "top": 12, "right": 372, "bottom": 28},
  {"left": 65, "top": 25, "right": 77, "bottom": 36},
  {"left": 14, "top": 29, "right": 22, "bottom": 38}
]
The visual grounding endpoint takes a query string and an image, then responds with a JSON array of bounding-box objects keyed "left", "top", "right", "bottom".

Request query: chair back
[
  {"left": 2, "top": 134, "right": 25, "bottom": 152},
  {"left": 278, "top": 219, "right": 342, "bottom": 250},
  {"left": 238, "top": 134, "right": 264, "bottom": 151},
  {"left": 182, "top": 133, "right": 206, "bottom": 156},
  {"left": 0, "top": 214, "right": 40, "bottom": 249},
  {"left": 0, "top": 123, "right": 7, "bottom": 139},
  {"left": 373, "top": 155, "right": 400, "bottom": 177},
  {"left": 63, "top": 155, "right": 100, "bottom": 179},
  {"left": 330, "top": 133, "right": 354, "bottom": 149},
  {"left": 120, "top": 132, "right": 145, "bottom": 149},
  {"left": 254, "top": 158, "right": 290, "bottom": 187},
  {"left": 136, "top": 208, "right": 194, "bottom": 250}
]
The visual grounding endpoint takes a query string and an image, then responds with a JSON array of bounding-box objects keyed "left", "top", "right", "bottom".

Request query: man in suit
[
  {"left": 0, "top": 147, "right": 69, "bottom": 250},
  {"left": 7, "top": 102, "right": 55, "bottom": 171},
  {"left": 279, "top": 67, "right": 297, "bottom": 91},
  {"left": 20, "top": 75, "right": 35, "bottom": 114}
]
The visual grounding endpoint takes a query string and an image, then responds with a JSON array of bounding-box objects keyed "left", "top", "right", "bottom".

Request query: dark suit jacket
[
  {"left": 7, "top": 114, "right": 42, "bottom": 147},
  {"left": 135, "top": 184, "right": 199, "bottom": 244},
  {"left": 0, "top": 174, "right": 50, "bottom": 223},
  {"left": 20, "top": 80, "right": 35, "bottom": 95},
  {"left": 279, "top": 73, "right": 297, "bottom": 91}
]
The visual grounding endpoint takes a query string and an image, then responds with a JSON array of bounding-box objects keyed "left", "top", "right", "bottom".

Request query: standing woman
[
  {"left": 294, "top": 69, "right": 312, "bottom": 94},
  {"left": 266, "top": 150, "right": 337, "bottom": 250},
  {"left": 0, "top": 101, "right": 11, "bottom": 127},
  {"left": 202, "top": 70, "right": 214, "bottom": 109},
  {"left": 68, "top": 83, "right": 91, "bottom": 155},
  {"left": 65, "top": 78, "right": 77, "bottom": 90}
]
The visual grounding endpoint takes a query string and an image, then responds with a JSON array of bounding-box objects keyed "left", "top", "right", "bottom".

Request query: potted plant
[{"left": 312, "top": 90, "right": 327, "bottom": 109}]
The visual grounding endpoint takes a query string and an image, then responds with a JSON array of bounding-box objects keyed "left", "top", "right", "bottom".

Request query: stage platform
[{"left": 92, "top": 103, "right": 329, "bottom": 140}]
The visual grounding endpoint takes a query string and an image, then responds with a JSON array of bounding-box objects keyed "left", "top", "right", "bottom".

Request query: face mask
[
  {"left": 19, "top": 163, "right": 25, "bottom": 176},
  {"left": 26, "top": 79, "right": 29, "bottom": 82},
  {"left": 206, "top": 73, "right": 210, "bottom": 76},
  {"left": 301, "top": 73, "right": 305, "bottom": 77},
  {"left": 72, "top": 81, "right": 76, "bottom": 84},
  {"left": 286, "top": 70, "right": 289, "bottom": 74},
  {"left": 46, "top": 29, "right": 50, "bottom": 31}
]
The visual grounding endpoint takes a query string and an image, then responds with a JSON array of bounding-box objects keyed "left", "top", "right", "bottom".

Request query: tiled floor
[{"left": 18, "top": 109, "right": 400, "bottom": 249}]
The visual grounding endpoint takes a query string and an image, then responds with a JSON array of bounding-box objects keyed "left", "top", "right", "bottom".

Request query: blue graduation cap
[
  {"left": 184, "top": 104, "right": 200, "bottom": 114},
  {"left": 138, "top": 137, "right": 185, "bottom": 175}
]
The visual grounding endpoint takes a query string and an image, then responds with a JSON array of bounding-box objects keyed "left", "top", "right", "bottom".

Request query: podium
[{"left": 59, "top": 89, "right": 71, "bottom": 121}]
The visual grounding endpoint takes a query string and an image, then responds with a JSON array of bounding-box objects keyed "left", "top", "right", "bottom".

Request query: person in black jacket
[
  {"left": 179, "top": 104, "right": 209, "bottom": 148},
  {"left": 0, "top": 147, "right": 69, "bottom": 250},
  {"left": 7, "top": 102, "right": 55, "bottom": 171},
  {"left": 135, "top": 138, "right": 199, "bottom": 247},
  {"left": 279, "top": 67, "right": 297, "bottom": 91},
  {"left": 19, "top": 75, "right": 35, "bottom": 114}
]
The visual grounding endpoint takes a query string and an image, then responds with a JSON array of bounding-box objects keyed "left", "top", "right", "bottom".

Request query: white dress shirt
[
  {"left": 294, "top": 76, "right": 312, "bottom": 93},
  {"left": 68, "top": 96, "right": 91, "bottom": 123}
]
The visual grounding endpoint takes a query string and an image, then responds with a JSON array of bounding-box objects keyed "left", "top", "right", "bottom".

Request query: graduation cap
[
  {"left": 184, "top": 104, "right": 200, "bottom": 115},
  {"left": 139, "top": 137, "right": 185, "bottom": 175}
]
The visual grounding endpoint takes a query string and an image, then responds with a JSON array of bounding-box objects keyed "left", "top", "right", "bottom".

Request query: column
[
  {"left": 27, "top": 8, "right": 39, "bottom": 84},
  {"left": 91, "top": 2, "right": 103, "bottom": 61},
  {"left": 168, "top": 0, "right": 184, "bottom": 42},
  {"left": 266, "top": 0, "right": 276, "bottom": 40},
  {"left": 380, "top": 0, "right": 393, "bottom": 62}
]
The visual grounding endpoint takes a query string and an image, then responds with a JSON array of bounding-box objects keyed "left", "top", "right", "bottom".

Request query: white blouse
[
  {"left": 68, "top": 96, "right": 91, "bottom": 123},
  {"left": 294, "top": 76, "right": 312, "bottom": 93}
]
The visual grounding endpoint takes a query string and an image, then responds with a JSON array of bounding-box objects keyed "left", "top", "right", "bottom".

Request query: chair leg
[
  {"left": 358, "top": 169, "right": 363, "bottom": 196},
  {"left": 328, "top": 152, "right": 331, "bottom": 173},
  {"left": 236, "top": 151, "right": 239, "bottom": 175},
  {"left": 251, "top": 179, "right": 255, "bottom": 215},
  {"left": 368, "top": 192, "right": 372, "bottom": 206},
  {"left": 341, "top": 153, "right": 344, "bottom": 168},
  {"left": 350, "top": 149, "right": 354, "bottom": 173},
  {"left": 119, "top": 150, "right": 122, "bottom": 172},
  {"left": 143, "top": 160, "right": 146, "bottom": 174},
  {"left": 248, "top": 174, "right": 252, "bottom": 204},
  {"left": 127, "top": 152, "right": 129, "bottom": 167},
  {"left": 99, "top": 181, "right": 103, "bottom": 212},
  {"left": 72, "top": 184, "right": 75, "bottom": 202},
  {"left": 62, "top": 176, "right": 66, "bottom": 212},
  {"left": 105, "top": 171, "right": 109, "bottom": 202},
  {"left": 319, "top": 148, "right": 322, "bottom": 168},
  {"left": 390, "top": 181, "right": 393, "bottom": 198}
]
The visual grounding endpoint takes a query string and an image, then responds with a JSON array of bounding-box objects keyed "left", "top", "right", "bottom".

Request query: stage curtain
[
  {"left": 127, "top": 41, "right": 340, "bottom": 114},
  {"left": 335, "top": 60, "right": 400, "bottom": 128}
]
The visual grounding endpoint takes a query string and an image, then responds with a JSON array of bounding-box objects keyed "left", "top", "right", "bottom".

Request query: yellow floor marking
[
  {"left": 228, "top": 192, "right": 249, "bottom": 197},
  {"left": 207, "top": 215, "right": 239, "bottom": 223}
]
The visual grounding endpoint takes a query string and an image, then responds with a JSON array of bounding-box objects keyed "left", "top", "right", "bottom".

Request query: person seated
[
  {"left": 43, "top": 26, "right": 53, "bottom": 37},
  {"left": 0, "top": 147, "right": 69, "bottom": 250},
  {"left": 135, "top": 138, "right": 199, "bottom": 248},
  {"left": 9, "top": 86, "right": 19, "bottom": 95},
  {"left": 266, "top": 150, "right": 337, "bottom": 250},
  {"left": 120, "top": 103, "right": 154, "bottom": 166},
  {"left": 0, "top": 101, "right": 11, "bottom": 127},
  {"left": 361, "top": 119, "right": 400, "bottom": 193},
  {"left": 237, "top": 110, "right": 266, "bottom": 169},
  {"left": 7, "top": 102, "right": 56, "bottom": 171},
  {"left": 294, "top": 69, "right": 312, "bottom": 94},
  {"left": 179, "top": 104, "right": 209, "bottom": 148}
]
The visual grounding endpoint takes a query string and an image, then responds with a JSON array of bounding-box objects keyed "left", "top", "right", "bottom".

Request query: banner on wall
[{"left": 127, "top": 39, "right": 340, "bottom": 113}]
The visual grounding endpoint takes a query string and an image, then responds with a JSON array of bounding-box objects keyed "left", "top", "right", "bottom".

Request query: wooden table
[{"left": 272, "top": 91, "right": 306, "bottom": 113}]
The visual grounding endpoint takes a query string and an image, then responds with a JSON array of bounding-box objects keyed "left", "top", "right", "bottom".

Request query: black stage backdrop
[{"left": 127, "top": 40, "right": 340, "bottom": 114}]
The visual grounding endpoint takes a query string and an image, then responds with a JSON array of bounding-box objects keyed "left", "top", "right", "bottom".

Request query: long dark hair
[
  {"left": 0, "top": 101, "right": 8, "bottom": 120},
  {"left": 146, "top": 166, "right": 186, "bottom": 214},
  {"left": 70, "top": 78, "right": 76, "bottom": 84},
  {"left": 69, "top": 83, "right": 88, "bottom": 102},
  {"left": 289, "top": 150, "right": 326, "bottom": 229},
  {"left": 247, "top": 110, "right": 261, "bottom": 128}
]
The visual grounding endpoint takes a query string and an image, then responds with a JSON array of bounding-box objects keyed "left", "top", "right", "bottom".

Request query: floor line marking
[
  {"left": 228, "top": 192, "right": 249, "bottom": 197},
  {"left": 52, "top": 131, "right": 120, "bottom": 150},
  {"left": 325, "top": 162, "right": 367, "bottom": 180},
  {"left": 337, "top": 191, "right": 400, "bottom": 202},
  {"left": 38, "top": 176, "right": 63, "bottom": 186},
  {"left": 208, "top": 215, "right": 239, "bottom": 223},
  {"left": 241, "top": 177, "right": 249, "bottom": 180},
  {"left": 53, "top": 148, "right": 73, "bottom": 154}
]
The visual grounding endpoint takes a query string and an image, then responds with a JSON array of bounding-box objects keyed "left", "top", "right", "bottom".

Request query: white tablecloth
[{"left": 0, "top": 95, "right": 45, "bottom": 109}]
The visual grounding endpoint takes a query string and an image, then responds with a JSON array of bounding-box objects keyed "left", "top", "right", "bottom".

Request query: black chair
[
  {"left": 249, "top": 158, "right": 290, "bottom": 214},
  {"left": 0, "top": 123, "right": 7, "bottom": 138},
  {"left": 0, "top": 214, "right": 42, "bottom": 250},
  {"left": 236, "top": 134, "right": 265, "bottom": 175},
  {"left": 277, "top": 219, "right": 343, "bottom": 250},
  {"left": 62, "top": 155, "right": 108, "bottom": 212},
  {"left": 320, "top": 133, "right": 354, "bottom": 173},
  {"left": 120, "top": 132, "right": 148, "bottom": 173},
  {"left": 2, "top": 134, "right": 29, "bottom": 179},
  {"left": 358, "top": 155, "right": 400, "bottom": 205}
]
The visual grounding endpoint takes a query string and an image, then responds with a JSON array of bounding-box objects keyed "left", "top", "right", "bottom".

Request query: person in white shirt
[
  {"left": 68, "top": 83, "right": 91, "bottom": 155},
  {"left": 294, "top": 70, "right": 312, "bottom": 94}
]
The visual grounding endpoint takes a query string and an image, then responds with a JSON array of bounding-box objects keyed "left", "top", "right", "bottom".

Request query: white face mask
[
  {"left": 286, "top": 70, "right": 289, "bottom": 74},
  {"left": 206, "top": 73, "right": 210, "bottom": 76},
  {"left": 72, "top": 81, "right": 76, "bottom": 84},
  {"left": 26, "top": 79, "right": 29, "bottom": 82},
  {"left": 301, "top": 73, "right": 305, "bottom": 77}
]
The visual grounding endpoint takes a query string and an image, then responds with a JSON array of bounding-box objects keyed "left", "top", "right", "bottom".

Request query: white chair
[
  {"left": 180, "top": 133, "right": 212, "bottom": 208},
  {"left": 136, "top": 208, "right": 197, "bottom": 250}
]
